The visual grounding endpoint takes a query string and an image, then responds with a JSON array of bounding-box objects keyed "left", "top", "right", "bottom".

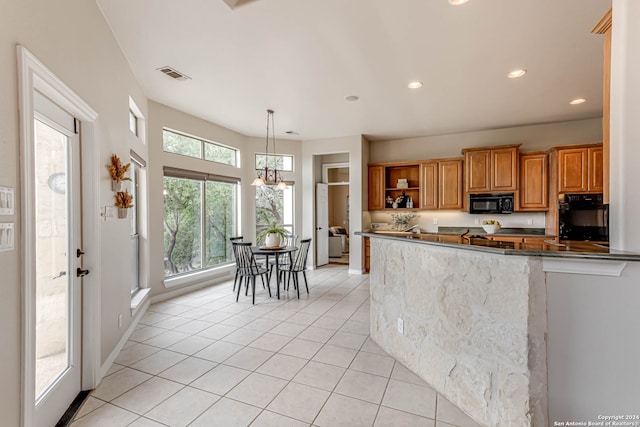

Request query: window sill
[
  {"left": 131, "top": 288, "right": 151, "bottom": 314},
  {"left": 163, "top": 264, "right": 234, "bottom": 289}
]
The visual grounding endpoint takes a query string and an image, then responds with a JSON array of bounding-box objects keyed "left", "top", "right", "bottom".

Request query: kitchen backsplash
[{"left": 366, "top": 211, "right": 547, "bottom": 233}]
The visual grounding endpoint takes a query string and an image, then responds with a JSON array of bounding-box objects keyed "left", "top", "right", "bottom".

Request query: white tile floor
[{"left": 72, "top": 265, "right": 481, "bottom": 427}]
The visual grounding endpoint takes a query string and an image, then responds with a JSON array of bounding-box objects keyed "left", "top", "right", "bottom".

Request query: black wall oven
[{"left": 559, "top": 194, "right": 609, "bottom": 241}]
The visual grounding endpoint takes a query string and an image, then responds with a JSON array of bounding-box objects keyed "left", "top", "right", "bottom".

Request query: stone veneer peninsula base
[{"left": 369, "top": 237, "right": 547, "bottom": 426}]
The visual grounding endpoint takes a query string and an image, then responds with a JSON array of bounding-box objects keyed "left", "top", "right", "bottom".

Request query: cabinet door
[
  {"left": 420, "top": 162, "right": 438, "bottom": 210},
  {"left": 368, "top": 165, "right": 385, "bottom": 210},
  {"left": 588, "top": 146, "right": 604, "bottom": 192},
  {"left": 465, "top": 150, "right": 491, "bottom": 193},
  {"left": 519, "top": 153, "right": 548, "bottom": 210},
  {"left": 558, "top": 148, "right": 588, "bottom": 193},
  {"left": 439, "top": 159, "right": 463, "bottom": 209},
  {"left": 492, "top": 147, "right": 518, "bottom": 191}
]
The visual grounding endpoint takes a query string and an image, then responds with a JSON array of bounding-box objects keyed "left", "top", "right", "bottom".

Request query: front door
[{"left": 31, "top": 91, "right": 83, "bottom": 427}]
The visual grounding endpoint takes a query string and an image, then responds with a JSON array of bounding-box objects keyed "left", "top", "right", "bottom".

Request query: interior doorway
[{"left": 323, "top": 161, "right": 350, "bottom": 265}]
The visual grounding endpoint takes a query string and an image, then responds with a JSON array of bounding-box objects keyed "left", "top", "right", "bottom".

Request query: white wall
[
  {"left": 302, "top": 136, "right": 365, "bottom": 273},
  {"left": 369, "top": 117, "right": 602, "bottom": 163},
  {"left": 0, "top": 0, "right": 147, "bottom": 423},
  {"left": 547, "top": 1, "right": 640, "bottom": 421},
  {"left": 610, "top": 0, "right": 640, "bottom": 253}
]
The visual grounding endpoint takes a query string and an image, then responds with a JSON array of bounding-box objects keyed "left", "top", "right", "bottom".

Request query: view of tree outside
[
  {"left": 163, "top": 130, "right": 201, "bottom": 159},
  {"left": 255, "top": 153, "right": 293, "bottom": 171},
  {"left": 163, "top": 177, "right": 202, "bottom": 276},
  {"left": 255, "top": 184, "right": 294, "bottom": 243},
  {"left": 163, "top": 176, "right": 238, "bottom": 277},
  {"left": 205, "top": 181, "right": 237, "bottom": 267},
  {"left": 205, "top": 143, "right": 237, "bottom": 166}
]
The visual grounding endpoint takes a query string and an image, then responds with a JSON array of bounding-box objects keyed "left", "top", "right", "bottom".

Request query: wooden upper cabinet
[
  {"left": 438, "top": 159, "right": 463, "bottom": 209},
  {"left": 465, "top": 150, "right": 491, "bottom": 193},
  {"left": 589, "top": 146, "right": 604, "bottom": 192},
  {"left": 556, "top": 145, "right": 603, "bottom": 194},
  {"left": 492, "top": 147, "right": 518, "bottom": 191},
  {"left": 519, "top": 152, "right": 548, "bottom": 210},
  {"left": 368, "top": 165, "right": 385, "bottom": 210},
  {"left": 558, "top": 148, "right": 588, "bottom": 193},
  {"left": 592, "top": 8, "right": 612, "bottom": 203},
  {"left": 463, "top": 145, "right": 518, "bottom": 193},
  {"left": 420, "top": 161, "right": 438, "bottom": 210}
]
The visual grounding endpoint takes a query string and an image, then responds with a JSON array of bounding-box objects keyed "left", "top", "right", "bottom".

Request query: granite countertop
[
  {"left": 357, "top": 231, "right": 640, "bottom": 261},
  {"left": 435, "top": 226, "right": 554, "bottom": 238}
]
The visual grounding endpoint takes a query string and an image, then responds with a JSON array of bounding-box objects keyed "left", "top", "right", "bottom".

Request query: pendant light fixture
[{"left": 252, "top": 109, "right": 287, "bottom": 190}]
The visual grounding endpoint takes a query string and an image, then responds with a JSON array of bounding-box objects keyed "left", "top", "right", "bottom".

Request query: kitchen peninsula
[{"left": 357, "top": 231, "right": 640, "bottom": 426}]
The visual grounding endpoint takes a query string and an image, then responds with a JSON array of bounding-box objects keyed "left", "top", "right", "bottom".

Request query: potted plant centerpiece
[
  {"left": 115, "top": 190, "right": 133, "bottom": 218},
  {"left": 257, "top": 221, "right": 288, "bottom": 248},
  {"left": 107, "top": 154, "right": 131, "bottom": 191}
]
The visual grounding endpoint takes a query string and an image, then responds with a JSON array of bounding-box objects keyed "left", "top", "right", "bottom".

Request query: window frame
[
  {"left": 163, "top": 167, "right": 240, "bottom": 280},
  {"left": 163, "top": 128, "right": 239, "bottom": 167},
  {"left": 255, "top": 152, "right": 294, "bottom": 172}
]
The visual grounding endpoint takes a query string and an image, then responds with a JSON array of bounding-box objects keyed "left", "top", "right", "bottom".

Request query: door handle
[
  {"left": 77, "top": 249, "right": 85, "bottom": 258},
  {"left": 76, "top": 268, "right": 90, "bottom": 277}
]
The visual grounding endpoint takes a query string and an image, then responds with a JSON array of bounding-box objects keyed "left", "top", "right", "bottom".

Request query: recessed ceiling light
[
  {"left": 507, "top": 69, "right": 527, "bottom": 79},
  {"left": 570, "top": 98, "right": 587, "bottom": 105},
  {"left": 448, "top": 0, "right": 469, "bottom": 5},
  {"left": 345, "top": 95, "right": 359, "bottom": 102},
  {"left": 408, "top": 81, "right": 423, "bottom": 89}
]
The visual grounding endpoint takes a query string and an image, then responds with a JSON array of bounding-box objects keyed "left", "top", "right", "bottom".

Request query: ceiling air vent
[{"left": 157, "top": 66, "right": 191, "bottom": 81}]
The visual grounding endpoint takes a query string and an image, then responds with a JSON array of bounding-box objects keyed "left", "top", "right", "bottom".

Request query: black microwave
[
  {"left": 559, "top": 194, "right": 609, "bottom": 241},
  {"left": 468, "top": 193, "right": 514, "bottom": 214}
]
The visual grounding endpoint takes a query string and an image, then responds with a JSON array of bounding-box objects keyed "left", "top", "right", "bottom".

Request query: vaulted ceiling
[{"left": 97, "top": 0, "right": 610, "bottom": 141}]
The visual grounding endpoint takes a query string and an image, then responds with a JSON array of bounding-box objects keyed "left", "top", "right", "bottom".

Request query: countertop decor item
[
  {"left": 257, "top": 220, "right": 288, "bottom": 247},
  {"left": 390, "top": 212, "right": 418, "bottom": 230},
  {"left": 482, "top": 219, "right": 501, "bottom": 234},
  {"left": 107, "top": 154, "right": 131, "bottom": 191}
]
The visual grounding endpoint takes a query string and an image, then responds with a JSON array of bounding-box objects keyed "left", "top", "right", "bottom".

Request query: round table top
[{"left": 251, "top": 245, "right": 297, "bottom": 254}]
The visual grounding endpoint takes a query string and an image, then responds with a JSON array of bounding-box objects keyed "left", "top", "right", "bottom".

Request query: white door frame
[{"left": 18, "top": 46, "right": 102, "bottom": 426}]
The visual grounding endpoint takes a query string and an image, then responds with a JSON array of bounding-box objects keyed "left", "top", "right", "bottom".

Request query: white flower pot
[
  {"left": 117, "top": 208, "right": 128, "bottom": 219},
  {"left": 265, "top": 233, "right": 281, "bottom": 247},
  {"left": 112, "top": 180, "right": 123, "bottom": 192}
]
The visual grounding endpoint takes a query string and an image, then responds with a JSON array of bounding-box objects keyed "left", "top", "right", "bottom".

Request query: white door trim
[{"left": 17, "top": 46, "right": 102, "bottom": 427}]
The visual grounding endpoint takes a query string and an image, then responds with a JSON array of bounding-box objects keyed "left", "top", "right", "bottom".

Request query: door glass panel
[{"left": 34, "top": 119, "right": 70, "bottom": 400}]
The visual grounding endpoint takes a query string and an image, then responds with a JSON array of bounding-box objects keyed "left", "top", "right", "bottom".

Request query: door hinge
[{"left": 73, "top": 118, "right": 80, "bottom": 134}]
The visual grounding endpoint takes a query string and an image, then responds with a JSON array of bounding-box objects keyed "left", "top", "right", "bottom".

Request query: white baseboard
[
  {"left": 98, "top": 298, "right": 150, "bottom": 381},
  {"left": 151, "top": 274, "right": 232, "bottom": 304},
  {"left": 349, "top": 268, "right": 364, "bottom": 275}
]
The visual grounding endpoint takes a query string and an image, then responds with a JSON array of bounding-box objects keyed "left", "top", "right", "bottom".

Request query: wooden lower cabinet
[
  {"left": 487, "top": 236, "right": 524, "bottom": 243},
  {"left": 364, "top": 237, "right": 370, "bottom": 273}
]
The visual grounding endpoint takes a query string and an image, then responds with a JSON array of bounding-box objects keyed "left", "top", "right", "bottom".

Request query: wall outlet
[
  {"left": 475, "top": 218, "right": 480, "bottom": 225},
  {"left": 397, "top": 317, "right": 404, "bottom": 335},
  {"left": 527, "top": 218, "right": 533, "bottom": 225},
  {"left": 0, "top": 223, "right": 15, "bottom": 251},
  {"left": 433, "top": 218, "right": 438, "bottom": 225},
  {"left": 118, "top": 314, "right": 123, "bottom": 329}
]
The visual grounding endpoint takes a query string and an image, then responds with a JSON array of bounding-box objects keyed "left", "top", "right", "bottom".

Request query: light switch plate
[
  {"left": 0, "top": 186, "right": 15, "bottom": 215},
  {"left": 102, "top": 206, "right": 116, "bottom": 221},
  {"left": 0, "top": 222, "right": 15, "bottom": 251}
]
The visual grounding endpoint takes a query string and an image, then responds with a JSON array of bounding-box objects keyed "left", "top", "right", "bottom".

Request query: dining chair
[
  {"left": 229, "top": 236, "right": 243, "bottom": 292},
  {"left": 268, "top": 234, "right": 299, "bottom": 282},
  {"left": 232, "top": 242, "right": 270, "bottom": 304},
  {"left": 281, "top": 238, "right": 311, "bottom": 298}
]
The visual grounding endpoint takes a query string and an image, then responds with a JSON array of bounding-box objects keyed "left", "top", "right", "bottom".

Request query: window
[
  {"left": 130, "top": 153, "right": 145, "bottom": 294},
  {"left": 163, "top": 168, "right": 238, "bottom": 278},
  {"left": 163, "top": 129, "right": 238, "bottom": 167},
  {"left": 129, "top": 110, "right": 138, "bottom": 136},
  {"left": 256, "top": 184, "right": 294, "bottom": 239},
  {"left": 255, "top": 153, "right": 293, "bottom": 172}
]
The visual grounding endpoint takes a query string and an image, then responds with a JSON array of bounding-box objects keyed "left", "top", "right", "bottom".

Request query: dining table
[{"left": 251, "top": 245, "right": 297, "bottom": 299}]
